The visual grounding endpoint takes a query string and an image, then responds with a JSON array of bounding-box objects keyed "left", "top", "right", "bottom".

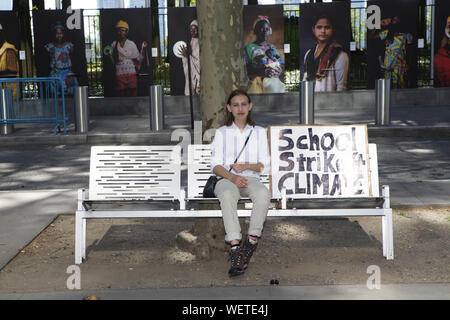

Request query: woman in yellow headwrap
[{"left": 104, "top": 20, "right": 147, "bottom": 97}]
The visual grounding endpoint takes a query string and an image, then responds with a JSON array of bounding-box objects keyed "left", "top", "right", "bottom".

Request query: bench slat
[
  {"left": 187, "top": 144, "right": 269, "bottom": 199},
  {"left": 89, "top": 146, "right": 181, "bottom": 201}
]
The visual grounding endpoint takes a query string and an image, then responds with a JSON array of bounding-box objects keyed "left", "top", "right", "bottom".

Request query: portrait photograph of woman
[
  {"left": 100, "top": 8, "right": 152, "bottom": 97},
  {"left": 33, "top": 10, "right": 88, "bottom": 95},
  {"left": 243, "top": 5, "right": 285, "bottom": 94},
  {"left": 434, "top": 0, "right": 450, "bottom": 87},
  {"left": 366, "top": 0, "right": 418, "bottom": 89},
  {"left": 167, "top": 7, "right": 198, "bottom": 96},
  {"left": 0, "top": 11, "right": 20, "bottom": 78},
  {"left": 299, "top": 2, "right": 351, "bottom": 92}
]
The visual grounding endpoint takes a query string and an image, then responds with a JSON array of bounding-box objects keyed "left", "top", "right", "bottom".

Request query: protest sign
[{"left": 269, "top": 124, "right": 371, "bottom": 198}]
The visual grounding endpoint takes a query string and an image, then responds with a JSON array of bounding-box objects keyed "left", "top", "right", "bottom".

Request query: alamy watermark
[
  {"left": 66, "top": 265, "right": 81, "bottom": 290},
  {"left": 366, "top": 265, "right": 381, "bottom": 290}
]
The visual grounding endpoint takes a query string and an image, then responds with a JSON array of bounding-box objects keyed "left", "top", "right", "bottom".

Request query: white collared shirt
[{"left": 210, "top": 123, "right": 271, "bottom": 179}]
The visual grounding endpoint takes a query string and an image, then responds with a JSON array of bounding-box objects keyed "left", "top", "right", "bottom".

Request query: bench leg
[
  {"left": 385, "top": 210, "right": 394, "bottom": 260},
  {"left": 381, "top": 185, "right": 394, "bottom": 260},
  {"left": 75, "top": 211, "right": 84, "bottom": 264},
  {"left": 382, "top": 211, "right": 394, "bottom": 260},
  {"left": 82, "top": 218, "right": 87, "bottom": 260},
  {"left": 382, "top": 215, "right": 387, "bottom": 258}
]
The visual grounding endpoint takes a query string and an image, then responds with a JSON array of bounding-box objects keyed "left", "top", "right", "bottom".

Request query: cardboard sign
[{"left": 269, "top": 124, "right": 371, "bottom": 198}]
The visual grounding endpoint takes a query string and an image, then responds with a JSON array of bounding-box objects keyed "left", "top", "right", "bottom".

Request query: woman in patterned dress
[
  {"left": 45, "top": 21, "right": 79, "bottom": 94},
  {"left": 244, "top": 16, "right": 285, "bottom": 93},
  {"left": 369, "top": 15, "right": 413, "bottom": 89}
]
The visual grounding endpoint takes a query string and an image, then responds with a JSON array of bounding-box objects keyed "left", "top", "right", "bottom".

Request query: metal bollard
[
  {"left": 1, "top": 88, "right": 14, "bottom": 135},
  {"left": 149, "top": 85, "right": 165, "bottom": 131},
  {"left": 375, "top": 78, "right": 391, "bottom": 126},
  {"left": 300, "top": 80, "right": 315, "bottom": 124},
  {"left": 74, "top": 86, "right": 89, "bottom": 133}
]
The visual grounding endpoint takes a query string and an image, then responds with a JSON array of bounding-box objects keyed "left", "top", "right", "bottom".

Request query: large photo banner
[
  {"left": 243, "top": 5, "right": 285, "bottom": 94},
  {"left": 269, "top": 125, "right": 371, "bottom": 199},
  {"left": 168, "top": 7, "right": 198, "bottom": 96},
  {"left": 33, "top": 9, "right": 88, "bottom": 94},
  {"left": 100, "top": 9, "right": 152, "bottom": 97},
  {"left": 0, "top": 11, "right": 20, "bottom": 77},
  {"left": 366, "top": 0, "right": 418, "bottom": 89},
  {"left": 434, "top": 0, "right": 450, "bottom": 87},
  {"left": 299, "top": 2, "right": 350, "bottom": 92}
]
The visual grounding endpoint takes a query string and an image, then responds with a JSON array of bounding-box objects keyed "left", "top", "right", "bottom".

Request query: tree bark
[{"left": 197, "top": 0, "right": 248, "bottom": 132}]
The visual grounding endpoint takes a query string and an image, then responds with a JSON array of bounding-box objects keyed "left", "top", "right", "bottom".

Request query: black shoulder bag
[{"left": 203, "top": 128, "right": 253, "bottom": 198}]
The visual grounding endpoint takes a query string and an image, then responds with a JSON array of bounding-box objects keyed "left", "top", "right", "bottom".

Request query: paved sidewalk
[
  {"left": 1, "top": 283, "right": 449, "bottom": 300},
  {"left": 1, "top": 105, "right": 449, "bottom": 299},
  {"left": 0, "top": 105, "right": 449, "bottom": 144}
]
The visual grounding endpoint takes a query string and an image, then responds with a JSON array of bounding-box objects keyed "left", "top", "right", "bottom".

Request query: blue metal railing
[{"left": 0, "top": 77, "right": 67, "bottom": 135}]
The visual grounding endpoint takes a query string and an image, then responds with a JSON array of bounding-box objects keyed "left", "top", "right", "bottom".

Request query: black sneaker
[
  {"left": 241, "top": 239, "right": 258, "bottom": 269},
  {"left": 228, "top": 247, "right": 245, "bottom": 277}
]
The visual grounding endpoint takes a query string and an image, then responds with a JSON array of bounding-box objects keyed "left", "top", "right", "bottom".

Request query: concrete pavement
[
  {"left": 1, "top": 283, "right": 449, "bottom": 300},
  {"left": 1, "top": 104, "right": 450, "bottom": 300},
  {"left": 1, "top": 104, "right": 450, "bottom": 145}
]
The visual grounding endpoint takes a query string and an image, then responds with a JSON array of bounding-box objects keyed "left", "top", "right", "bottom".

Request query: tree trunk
[
  {"left": 176, "top": 0, "right": 249, "bottom": 259},
  {"left": 14, "top": 0, "right": 35, "bottom": 77},
  {"left": 197, "top": 0, "right": 248, "bottom": 132}
]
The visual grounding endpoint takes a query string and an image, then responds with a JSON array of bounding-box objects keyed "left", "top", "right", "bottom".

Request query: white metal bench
[
  {"left": 185, "top": 144, "right": 393, "bottom": 259},
  {"left": 75, "top": 143, "right": 393, "bottom": 264},
  {"left": 75, "top": 145, "right": 184, "bottom": 264}
]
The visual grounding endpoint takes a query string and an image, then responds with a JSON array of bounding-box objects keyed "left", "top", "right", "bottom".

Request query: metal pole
[
  {"left": 299, "top": 80, "right": 315, "bottom": 124},
  {"left": 186, "top": 22, "right": 195, "bottom": 130},
  {"left": 375, "top": 78, "right": 391, "bottom": 126},
  {"left": 430, "top": 0, "right": 435, "bottom": 87},
  {"left": 1, "top": 88, "right": 14, "bottom": 135},
  {"left": 74, "top": 86, "right": 89, "bottom": 133},
  {"left": 149, "top": 85, "right": 165, "bottom": 131}
]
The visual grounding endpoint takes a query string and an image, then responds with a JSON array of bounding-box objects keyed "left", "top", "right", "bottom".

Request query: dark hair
[
  {"left": 225, "top": 89, "right": 255, "bottom": 126},
  {"left": 312, "top": 14, "right": 334, "bottom": 29}
]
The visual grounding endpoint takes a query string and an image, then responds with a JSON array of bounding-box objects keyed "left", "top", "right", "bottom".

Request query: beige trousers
[{"left": 214, "top": 176, "right": 271, "bottom": 243}]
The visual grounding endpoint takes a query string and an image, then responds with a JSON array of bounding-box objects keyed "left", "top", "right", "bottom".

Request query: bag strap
[{"left": 228, "top": 127, "right": 254, "bottom": 172}]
